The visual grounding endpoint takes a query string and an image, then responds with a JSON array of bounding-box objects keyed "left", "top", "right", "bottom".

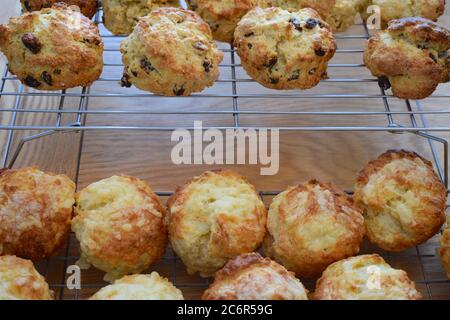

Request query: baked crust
[
  {"left": 120, "top": 7, "right": 224, "bottom": 96},
  {"left": 167, "top": 170, "right": 267, "bottom": 277},
  {"left": 327, "top": 0, "right": 363, "bottom": 32},
  {"left": 0, "top": 167, "right": 75, "bottom": 260},
  {"left": 21, "top": 0, "right": 98, "bottom": 19},
  {"left": 202, "top": 253, "right": 308, "bottom": 300},
  {"left": 103, "top": 0, "right": 180, "bottom": 35},
  {"left": 72, "top": 175, "right": 167, "bottom": 282},
  {"left": 187, "top": 0, "right": 264, "bottom": 43},
  {"left": 364, "top": 17, "right": 450, "bottom": 99},
  {"left": 354, "top": 150, "right": 447, "bottom": 251},
  {"left": 0, "top": 255, "right": 53, "bottom": 300},
  {"left": 314, "top": 254, "right": 422, "bottom": 300},
  {"left": 234, "top": 7, "right": 336, "bottom": 90},
  {"left": 90, "top": 272, "right": 184, "bottom": 300},
  {"left": 264, "top": 0, "right": 336, "bottom": 19},
  {"left": 362, "top": 0, "right": 445, "bottom": 29},
  {"left": 0, "top": 3, "right": 103, "bottom": 90},
  {"left": 264, "top": 180, "right": 365, "bottom": 278},
  {"left": 440, "top": 217, "right": 450, "bottom": 279}
]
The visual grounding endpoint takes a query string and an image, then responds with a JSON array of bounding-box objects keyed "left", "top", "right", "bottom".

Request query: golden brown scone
[
  {"left": 264, "top": 180, "right": 365, "bottom": 278},
  {"left": 103, "top": 0, "right": 180, "bottom": 35},
  {"left": 0, "top": 167, "right": 75, "bottom": 260},
  {"left": 89, "top": 272, "right": 184, "bottom": 300},
  {"left": 354, "top": 150, "right": 447, "bottom": 252},
  {"left": 364, "top": 17, "right": 450, "bottom": 99},
  {"left": 21, "top": 0, "right": 98, "bottom": 19},
  {"left": 167, "top": 170, "right": 267, "bottom": 277},
  {"left": 234, "top": 7, "right": 336, "bottom": 90},
  {"left": 328, "top": 0, "right": 363, "bottom": 32},
  {"left": 362, "top": 0, "right": 445, "bottom": 29},
  {"left": 0, "top": 3, "right": 103, "bottom": 91},
  {"left": 203, "top": 253, "right": 308, "bottom": 300},
  {"left": 0, "top": 255, "right": 53, "bottom": 300},
  {"left": 440, "top": 216, "right": 450, "bottom": 279},
  {"left": 72, "top": 175, "right": 167, "bottom": 282},
  {"left": 120, "top": 7, "right": 224, "bottom": 96},
  {"left": 264, "top": 0, "right": 336, "bottom": 19},
  {"left": 186, "top": 0, "right": 265, "bottom": 43},
  {"left": 314, "top": 254, "right": 422, "bottom": 300}
]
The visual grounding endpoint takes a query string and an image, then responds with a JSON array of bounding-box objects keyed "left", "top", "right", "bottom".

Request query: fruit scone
[
  {"left": 120, "top": 7, "right": 223, "bottom": 96},
  {"left": 0, "top": 3, "right": 103, "bottom": 90},
  {"left": 364, "top": 17, "right": 450, "bottom": 99},
  {"left": 234, "top": 7, "right": 336, "bottom": 90}
]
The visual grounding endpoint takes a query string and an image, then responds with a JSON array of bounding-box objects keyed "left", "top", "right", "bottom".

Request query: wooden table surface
[{"left": 1, "top": 0, "right": 449, "bottom": 300}]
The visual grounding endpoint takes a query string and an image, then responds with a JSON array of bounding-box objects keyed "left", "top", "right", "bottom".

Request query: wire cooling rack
[{"left": 0, "top": 6, "right": 449, "bottom": 299}]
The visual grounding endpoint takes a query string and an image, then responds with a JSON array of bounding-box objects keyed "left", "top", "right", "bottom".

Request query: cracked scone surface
[
  {"left": 103, "top": 0, "right": 180, "bottom": 35},
  {"left": 354, "top": 150, "right": 447, "bottom": 252},
  {"left": 0, "top": 167, "right": 75, "bottom": 260},
  {"left": 0, "top": 255, "right": 53, "bottom": 300},
  {"left": 120, "top": 7, "right": 224, "bottom": 96},
  {"left": 0, "top": 3, "right": 103, "bottom": 91},
  {"left": 186, "top": 0, "right": 265, "bottom": 43},
  {"left": 440, "top": 217, "right": 450, "bottom": 279},
  {"left": 364, "top": 17, "right": 450, "bottom": 100},
  {"left": 264, "top": 180, "right": 365, "bottom": 278},
  {"left": 90, "top": 272, "right": 184, "bottom": 300},
  {"left": 167, "top": 170, "right": 267, "bottom": 277},
  {"left": 314, "top": 254, "right": 422, "bottom": 300},
  {"left": 362, "top": 0, "right": 445, "bottom": 29},
  {"left": 234, "top": 7, "right": 336, "bottom": 90},
  {"left": 203, "top": 253, "right": 308, "bottom": 300},
  {"left": 20, "top": 0, "right": 99, "bottom": 19},
  {"left": 72, "top": 175, "right": 167, "bottom": 282},
  {"left": 264, "top": 0, "right": 336, "bottom": 19}
]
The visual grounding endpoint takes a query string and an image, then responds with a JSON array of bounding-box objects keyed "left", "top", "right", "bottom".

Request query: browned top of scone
[
  {"left": 189, "top": 0, "right": 261, "bottom": 20},
  {"left": 0, "top": 3, "right": 103, "bottom": 90},
  {"left": 166, "top": 170, "right": 267, "bottom": 276},
  {"left": 356, "top": 149, "right": 437, "bottom": 186},
  {"left": 0, "top": 167, "right": 76, "bottom": 260},
  {"left": 21, "top": 0, "right": 98, "bottom": 19},
  {"left": 388, "top": 17, "right": 450, "bottom": 50},
  {"left": 202, "top": 252, "right": 308, "bottom": 300},
  {"left": 213, "top": 252, "right": 276, "bottom": 280}
]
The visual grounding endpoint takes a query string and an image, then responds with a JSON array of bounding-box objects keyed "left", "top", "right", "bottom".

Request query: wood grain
[{"left": 0, "top": 1, "right": 449, "bottom": 300}]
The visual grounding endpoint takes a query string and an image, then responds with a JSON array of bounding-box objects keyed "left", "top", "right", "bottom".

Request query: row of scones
[
  {"left": 0, "top": 149, "right": 448, "bottom": 299},
  {"left": 0, "top": 2, "right": 449, "bottom": 98},
  {"left": 19, "top": 0, "right": 446, "bottom": 37}
]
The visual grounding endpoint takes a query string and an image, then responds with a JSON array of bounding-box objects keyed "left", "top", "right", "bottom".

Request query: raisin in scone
[
  {"left": 234, "top": 7, "right": 336, "bottom": 90},
  {"left": 186, "top": 0, "right": 265, "bottom": 43},
  {"left": 120, "top": 7, "right": 224, "bottom": 96},
  {"left": 103, "top": 0, "right": 180, "bottom": 35},
  {"left": 364, "top": 17, "right": 450, "bottom": 99},
  {"left": 0, "top": 3, "right": 103, "bottom": 91},
  {"left": 21, "top": 0, "right": 98, "bottom": 19},
  {"left": 362, "top": 0, "right": 445, "bottom": 29}
]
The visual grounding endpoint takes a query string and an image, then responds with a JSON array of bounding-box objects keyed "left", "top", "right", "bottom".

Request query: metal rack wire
[{"left": 0, "top": 8, "right": 449, "bottom": 299}]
